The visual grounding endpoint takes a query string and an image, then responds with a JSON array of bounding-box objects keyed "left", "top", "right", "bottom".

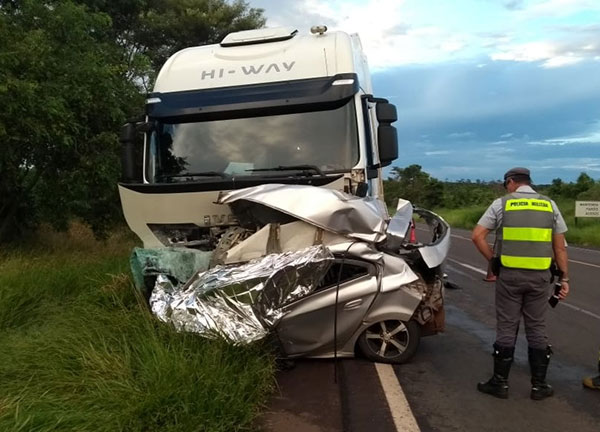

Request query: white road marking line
[
  {"left": 448, "top": 258, "right": 600, "bottom": 321},
  {"left": 565, "top": 245, "right": 600, "bottom": 253},
  {"left": 447, "top": 258, "right": 486, "bottom": 275},
  {"left": 374, "top": 363, "right": 421, "bottom": 432},
  {"left": 568, "top": 259, "right": 600, "bottom": 269},
  {"left": 420, "top": 227, "right": 600, "bottom": 268},
  {"left": 560, "top": 302, "right": 600, "bottom": 321},
  {"left": 415, "top": 227, "right": 494, "bottom": 246}
]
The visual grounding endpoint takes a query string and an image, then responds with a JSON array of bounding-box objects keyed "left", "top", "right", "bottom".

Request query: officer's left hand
[{"left": 559, "top": 281, "right": 570, "bottom": 300}]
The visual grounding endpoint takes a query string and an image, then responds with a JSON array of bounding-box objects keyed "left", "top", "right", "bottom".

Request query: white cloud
[
  {"left": 562, "top": 164, "right": 600, "bottom": 171},
  {"left": 252, "top": 0, "right": 600, "bottom": 70},
  {"left": 448, "top": 131, "right": 475, "bottom": 139},
  {"left": 527, "top": 141, "right": 566, "bottom": 146},
  {"left": 440, "top": 39, "right": 466, "bottom": 53},
  {"left": 500, "top": 133, "right": 514, "bottom": 138},
  {"left": 491, "top": 39, "right": 600, "bottom": 68},
  {"left": 529, "top": 157, "right": 600, "bottom": 172},
  {"left": 518, "top": 0, "right": 600, "bottom": 18},
  {"left": 491, "top": 41, "right": 554, "bottom": 62},
  {"left": 251, "top": 0, "right": 479, "bottom": 69},
  {"left": 425, "top": 150, "right": 451, "bottom": 156},
  {"left": 527, "top": 130, "right": 600, "bottom": 146},
  {"left": 542, "top": 55, "right": 583, "bottom": 68}
]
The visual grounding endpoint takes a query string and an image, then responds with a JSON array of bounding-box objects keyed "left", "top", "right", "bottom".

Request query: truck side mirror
[
  {"left": 120, "top": 123, "right": 139, "bottom": 183},
  {"left": 376, "top": 102, "right": 398, "bottom": 167},
  {"left": 378, "top": 125, "right": 398, "bottom": 167},
  {"left": 376, "top": 103, "right": 397, "bottom": 123}
]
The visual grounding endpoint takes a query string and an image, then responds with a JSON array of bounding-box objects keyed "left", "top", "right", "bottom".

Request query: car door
[{"left": 275, "top": 259, "right": 379, "bottom": 356}]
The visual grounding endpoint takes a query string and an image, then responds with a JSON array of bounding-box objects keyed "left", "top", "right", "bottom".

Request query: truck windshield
[{"left": 146, "top": 100, "right": 359, "bottom": 182}]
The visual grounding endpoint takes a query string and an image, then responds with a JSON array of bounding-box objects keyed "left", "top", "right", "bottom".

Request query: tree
[
  {"left": 547, "top": 178, "right": 564, "bottom": 197},
  {"left": 77, "top": 0, "right": 266, "bottom": 90},
  {"left": 0, "top": 0, "right": 265, "bottom": 242},
  {"left": 575, "top": 172, "right": 595, "bottom": 195},
  {"left": 0, "top": 0, "right": 141, "bottom": 241},
  {"left": 386, "top": 164, "right": 444, "bottom": 208}
]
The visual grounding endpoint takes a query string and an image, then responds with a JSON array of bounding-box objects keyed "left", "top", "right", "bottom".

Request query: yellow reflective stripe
[
  {"left": 500, "top": 255, "right": 552, "bottom": 270},
  {"left": 505, "top": 199, "right": 553, "bottom": 212},
  {"left": 502, "top": 227, "right": 552, "bottom": 242}
]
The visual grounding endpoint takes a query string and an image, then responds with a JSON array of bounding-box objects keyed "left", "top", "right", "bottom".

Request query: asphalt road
[
  {"left": 395, "top": 225, "right": 600, "bottom": 432},
  {"left": 260, "top": 226, "right": 600, "bottom": 431}
]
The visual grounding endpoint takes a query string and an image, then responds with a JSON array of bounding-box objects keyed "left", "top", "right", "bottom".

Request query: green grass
[
  {"left": 553, "top": 198, "right": 600, "bottom": 247},
  {"left": 0, "top": 223, "right": 275, "bottom": 431},
  {"left": 432, "top": 206, "right": 489, "bottom": 231},
  {"left": 434, "top": 199, "right": 600, "bottom": 248}
]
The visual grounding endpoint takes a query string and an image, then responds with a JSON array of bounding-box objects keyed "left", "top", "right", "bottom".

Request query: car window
[{"left": 315, "top": 261, "right": 370, "bottom": 292}]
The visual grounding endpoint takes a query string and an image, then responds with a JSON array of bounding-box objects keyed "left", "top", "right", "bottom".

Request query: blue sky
[{"left": 250, "top": 0, "right": 600, "bottom": 183}]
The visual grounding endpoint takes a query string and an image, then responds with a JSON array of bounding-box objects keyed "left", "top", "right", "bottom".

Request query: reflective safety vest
[{"left": 499, "top": 192, "right": 554, "bottom": 270}]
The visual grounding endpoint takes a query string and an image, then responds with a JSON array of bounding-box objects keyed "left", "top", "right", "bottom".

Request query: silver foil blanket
[{"left": 150, "top": 245, "right": 333, "bottom": 344}]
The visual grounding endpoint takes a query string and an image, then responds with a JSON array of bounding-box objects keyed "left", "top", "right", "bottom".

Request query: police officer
[{"left": 471, "top": 167, "right": 570, "bottom": 400}]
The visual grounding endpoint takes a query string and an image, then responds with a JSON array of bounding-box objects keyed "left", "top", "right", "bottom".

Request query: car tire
[{"left": 358, "top": 319, "right": 420, "bottom": 364}]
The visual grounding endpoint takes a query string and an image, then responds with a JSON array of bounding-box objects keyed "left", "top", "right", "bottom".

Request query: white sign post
[{"left": 575, "top": 201, "right": 600, "bottom": 225}]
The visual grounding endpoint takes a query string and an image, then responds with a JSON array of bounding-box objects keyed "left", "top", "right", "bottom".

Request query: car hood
[
  {"left": 218, "top": 183, "right": 389, "bottom": 243},
  {"left": 219, "top": 183, "right": 451, "bottom": 269}
]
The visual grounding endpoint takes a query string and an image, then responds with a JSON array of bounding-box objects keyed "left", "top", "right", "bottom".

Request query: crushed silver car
[{"left": 134, "top": 184, "right": 450, "bottom": 364}]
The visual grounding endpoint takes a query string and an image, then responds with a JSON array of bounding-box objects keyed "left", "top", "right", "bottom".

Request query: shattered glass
[{"left": 130, "top": 247, "right": 212, "bottom": 290}]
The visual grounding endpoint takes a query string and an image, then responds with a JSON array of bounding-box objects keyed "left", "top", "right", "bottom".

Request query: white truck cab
[{"left": 119, "top": 26, "right": 398, "bottom": 248}]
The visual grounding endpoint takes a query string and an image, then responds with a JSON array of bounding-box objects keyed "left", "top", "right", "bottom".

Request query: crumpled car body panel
[
  {"left": 143, "top": 184, "right": 450, "bottom": 360},
  {"left": 218, "top": 183, "right": 389, "bottom": 243}
]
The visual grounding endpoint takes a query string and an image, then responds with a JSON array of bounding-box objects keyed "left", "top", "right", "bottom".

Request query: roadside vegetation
[
  {"left": 0, "top": 224, "right": 274, "bottom": 432},
  {"left": 385, "top": 165, "right": 600, "bottom": 247},
  {"left": 0, "top": 4, "right": 273, "bottom": 430}
]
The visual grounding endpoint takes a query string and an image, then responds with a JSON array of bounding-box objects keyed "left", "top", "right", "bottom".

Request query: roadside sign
[{"left": 575, "top": 201, "right": 600, "bottom": 218}]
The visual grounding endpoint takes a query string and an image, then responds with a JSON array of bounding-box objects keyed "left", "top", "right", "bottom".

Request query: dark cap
[{"left": 503, "top": 167, "right": 530, "bottom": 180}]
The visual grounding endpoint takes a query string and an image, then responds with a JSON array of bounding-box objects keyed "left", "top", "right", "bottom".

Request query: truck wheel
[{"left": 358, "top": 319, "right": 420, "bottom": 364}]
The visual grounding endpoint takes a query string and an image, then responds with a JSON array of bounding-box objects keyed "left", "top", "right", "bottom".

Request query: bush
[{"left": 577, "top": 184, "right": 600, "bottom": 201}]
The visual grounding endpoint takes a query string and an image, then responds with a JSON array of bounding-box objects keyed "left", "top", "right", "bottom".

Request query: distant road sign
[{"left": 575, "top": 201, "right": 600, "bottom": 218}]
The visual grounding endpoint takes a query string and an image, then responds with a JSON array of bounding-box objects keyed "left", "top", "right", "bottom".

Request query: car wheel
[{"left": 358, "top": 319, "right": 420, "bottom": 364}]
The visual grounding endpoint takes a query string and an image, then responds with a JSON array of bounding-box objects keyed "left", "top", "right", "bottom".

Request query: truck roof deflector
[{"left": 220, "top": 27, "right": 298, "bottom": 47}]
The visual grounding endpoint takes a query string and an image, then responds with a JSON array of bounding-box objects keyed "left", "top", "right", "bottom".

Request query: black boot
[
  {"left": 529, "top": 346, "right": 554, "bottom": 400},
  {"left": 477, "top": 344, "right": 514, "bottom": 399}
]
